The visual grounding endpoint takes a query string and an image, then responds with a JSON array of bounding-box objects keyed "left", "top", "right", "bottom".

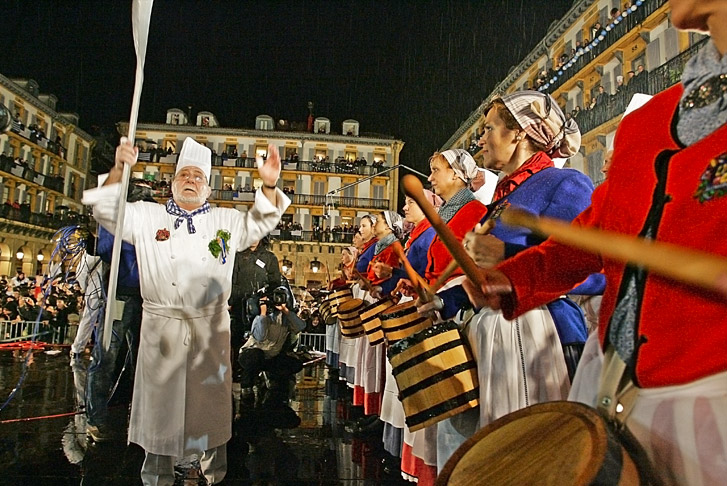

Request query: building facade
[
  {"left": 0, "top": 75, "right": 94, "bottom": 277},
  {"left": 442, "top": 0, "right": 706, "bottom": 185},
  {"left": 123, "top": 111, "right": 404, "bottom": 288}
]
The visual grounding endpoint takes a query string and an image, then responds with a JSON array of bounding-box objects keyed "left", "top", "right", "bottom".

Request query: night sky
[{"left": 2, "top": 0, "right": 573, "bottom": 172}]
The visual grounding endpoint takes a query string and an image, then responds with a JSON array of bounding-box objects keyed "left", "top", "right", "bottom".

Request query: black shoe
[
  {"left": 381, "top": 454, "right": 402, "bottom": 476},
  {"left": 348, "top": 417, "right": 384, "bottom": 437}
]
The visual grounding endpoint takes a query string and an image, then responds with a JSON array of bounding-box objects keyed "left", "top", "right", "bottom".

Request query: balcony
[
  {"left": 290, "top": 193, "right": 389, "bottom": 210},
  {"left": 0, "top": 155, "right": 65, "bottom": 193},
  {"left": 544, "top": 0, "right": 668, "bottom": 93},
  {"left": 0, "top": 204, "right": 90, "bottom": 236},
  {"left": 207, "top": 190, "right": 389, "bottom": 210},
  {"left": 270, "top": 229, "right": 356, "bottom": 244},
  {"left": 9, "top": 121, "right": 67, "bottom": 159},
  {"left": 207, "top": 155, "right": 389, "bottom": 177},
  {"left": 575, "top": 38, "right": 709, "bottom": 135}
]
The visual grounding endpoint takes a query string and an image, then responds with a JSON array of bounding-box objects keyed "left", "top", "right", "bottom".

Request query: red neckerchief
[
  {"left": 360, "top": 237, "right": 377, "bottom": 254},
  {"left": 405, "top": 220, "right": 431, "bottom": 251},
  {"left": 493, "top": 151, "right": 554, "bottom": 201}
]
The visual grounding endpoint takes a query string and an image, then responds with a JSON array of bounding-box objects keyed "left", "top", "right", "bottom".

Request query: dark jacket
[{"left": 230, "top": 245, "right": 282, "bottom": 305}]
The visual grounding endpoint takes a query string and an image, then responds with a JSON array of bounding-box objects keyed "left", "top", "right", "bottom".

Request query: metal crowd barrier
[
  {"left": 0, "top": 320, "right": 71, "bottom": 345},
  {"left": 297, "top": 332, "right": 326, "bottom": 353}
]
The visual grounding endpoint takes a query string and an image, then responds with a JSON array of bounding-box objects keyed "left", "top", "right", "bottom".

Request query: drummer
[
  {"left": 325, "top": 247, "right": 359, "bottom": 371},
  {"left": 329, "top": 246, "right": 358, "bottom": 290},
  {"left": 351, "top": 210, "right": 405, "bottom": 427},
  {"left": 463, "top": 2, "right": 727, "bottom": 483},
  {"left": 368, "top": 210, "right": 405, "bottom": 298},
  {"left": 378, "top": 192, "right": 441, "bottom": 485},
  {"left": 345, "top": 214, "right": 381, "bottom": 431},
  {"left": 435, "top": 90, "right": 597, "bottom": 471},
  {"left": 398, "top": 150, "right": 487, "bottom": 319},
  {"left": 380, "top": 191, "right": 442, "bottom": 295},
  {"left": 355, "top": 214, "right": 378, "bottom": 277}
]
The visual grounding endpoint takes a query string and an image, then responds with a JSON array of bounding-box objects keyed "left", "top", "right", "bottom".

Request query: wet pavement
[{"left": 0, "top": 348, "right": 409, "bottom": 485}]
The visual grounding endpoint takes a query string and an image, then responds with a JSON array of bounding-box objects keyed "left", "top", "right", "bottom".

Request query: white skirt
[
  {"left": 380, "top": 356, "right": 406, "bottom": 428},
  {"left": 325, "top": 319, "right": 341, "bottom": 355},
  {"left": 465, "top": 305, "right": 571, "bottom": 428},
  {"left": 623, "top": 370, "right": 727, "bottom": 486},
  {"left": 569, "top": 345, "right": 727, "bottom": 486},
  {"left": 567, "top": 327, "right": 603, "bottom": 407}
]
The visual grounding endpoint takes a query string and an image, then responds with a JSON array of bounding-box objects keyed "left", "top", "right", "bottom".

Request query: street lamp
[
  {"left": 16, "top": 250, "right": 24, "bottom": 260},
  {"left": 310, "top": 258, "right": 320, "bottom": 273},
  {"left": 37, "top": 252, "right": 44, "bottom": 262}
]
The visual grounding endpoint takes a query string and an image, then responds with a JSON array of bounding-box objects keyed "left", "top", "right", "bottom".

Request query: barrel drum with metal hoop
[
  {"left": 337, "top": 298, "right": 366, "bottom": 338},
  {"left": 436, "top": 401, "right": 650, "bottom": 486},
  {"left": 321, "top": 287, "right": 353, "bottom": 324},
  {"left": 379, "top": 300, "right": 432, "bottom": 344},
  {"left": 388, "top": 321, "right": 479, "bottom": 432},
  {"left": 360, "top": 297, "right": 396, "bottom": 346}
]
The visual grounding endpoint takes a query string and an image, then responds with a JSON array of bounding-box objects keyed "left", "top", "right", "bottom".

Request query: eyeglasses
[{"left": 175, "top": 172, "right": 206, "bottom": 184}]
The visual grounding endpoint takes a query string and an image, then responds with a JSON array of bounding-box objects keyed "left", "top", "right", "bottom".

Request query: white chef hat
[{"left": 175, "top": 137, "right": 211, "bottom": 181}]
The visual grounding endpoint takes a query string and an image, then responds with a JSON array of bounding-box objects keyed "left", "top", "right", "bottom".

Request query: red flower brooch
[{"left": 156, "top": 228, "right": 170, "bottom": 241}]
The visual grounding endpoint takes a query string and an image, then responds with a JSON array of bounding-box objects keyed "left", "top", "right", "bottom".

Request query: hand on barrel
[
  {"left": 373, "top": 262, "right": 393, "bottom": 280},
  {"left": 463, "top": 223, "right": 506, "bottom": 268},
  {"left": 393, "top": 278, "right": 417, "bottom": 298},
  {"left": 415, "top": 294, "right": 443, "bottom": 321},
  {"left": 370, "top": 286, "right": 384, "bottom": 300},
  {"left": 462, "top": 268, "right": 514, "bottom": 310}
]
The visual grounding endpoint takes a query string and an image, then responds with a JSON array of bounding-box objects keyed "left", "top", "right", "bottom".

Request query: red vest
[
  {"left": 500, "top": 84, "right": 727, "bottom": 387},
  {"left": 366, "top": 243, "right": 400, "bottom": 285},
  {"left": 425, "top": 199, "right": 488, "bottom": 285}
]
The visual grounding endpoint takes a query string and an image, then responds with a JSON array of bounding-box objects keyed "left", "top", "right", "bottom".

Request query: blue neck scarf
[{"left": 166, "top": 199, "right": 211, "bottom": 234}]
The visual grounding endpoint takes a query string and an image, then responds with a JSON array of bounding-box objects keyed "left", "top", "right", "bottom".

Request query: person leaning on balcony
[{"left": 461, "top": 1, "right": 727, "bottom": 484}]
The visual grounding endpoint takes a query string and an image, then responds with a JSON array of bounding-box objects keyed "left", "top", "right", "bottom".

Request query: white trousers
[{"left": 140, "top": 445, "right": 227, "bottom": 486}]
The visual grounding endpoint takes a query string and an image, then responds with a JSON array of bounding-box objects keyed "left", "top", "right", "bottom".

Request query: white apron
[
  {"left": 83, "top": 182, "right": 289, "bottom": 457},
  {"left": 130, "top": 302, "right": 231, "bottom": 455}
]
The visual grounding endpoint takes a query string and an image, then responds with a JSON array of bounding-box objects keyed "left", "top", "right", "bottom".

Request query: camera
[
  {"left": 259, "top": 285, "right": 290, "bottom": 306},
  {"left": 246, "top": 284, "right": 292, "bottom": 317}
]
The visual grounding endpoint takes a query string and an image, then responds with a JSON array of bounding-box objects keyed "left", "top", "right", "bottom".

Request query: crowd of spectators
[
  {"left": 10, "top": 112, "right": 66, "bottom": 159},
  {"left": 0, "top": 151, "right": 66, "bottom": 194},
  {"left": 273, "top": 221, "right": 359, "bottom": 244},
  {"left": 564, "top": 66, "right": 648, "bottom": 123},
  {"left": 1, "top": 269, "right": 84, "bottom": 342},
  {"left": 533, "top": 2, "right": 642, "bottom": 92}
]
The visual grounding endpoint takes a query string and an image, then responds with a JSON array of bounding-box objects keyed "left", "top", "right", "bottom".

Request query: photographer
[
  {"left": 237, "top": 286, "right": 305, "bottom": 410},
  {"left": 16, "top": 293, "right": 44, "bottom": 322}
]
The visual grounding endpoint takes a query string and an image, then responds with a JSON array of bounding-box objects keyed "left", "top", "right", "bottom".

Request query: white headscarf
[
  {"left": 440, "top": 149, "right": 479, "bottom": 187},
  {"left": 382, "top": 210, "right": 404, "bottom": 239},
  {"left": 499, "top": 91, "right": 581, "bottom": 158}
]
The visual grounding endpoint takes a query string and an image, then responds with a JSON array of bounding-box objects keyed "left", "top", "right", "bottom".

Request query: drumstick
[
  {"left": 501, "top": 206, "right": 727, "bottom": 293},
  {"left": 402, "top": 175, "right": 486, "bottom": 288},
  {"left": 391, "top": 240, "right": 432, "bottom": 302},
  {"left": 429, "top": 218, "right": 496, "bottom": 294},
  {"left": 352, "top": 267, "right": 376, "bottom": 293}
]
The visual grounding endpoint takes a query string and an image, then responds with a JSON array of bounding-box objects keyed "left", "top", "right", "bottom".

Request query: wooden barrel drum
[
  {"left": 436, "top": 401, "right": 648, "bottom": 486},
  {"left": 360, "top": 297, "right": 395, "bottom": 346},
  {"left": 320, "top": 287, "right": 353, "bottom": 324},
  {"left": 379, "top": 300, "right": 432, "bottom": 344},
  {"left": 388, "top": 321, "right": 479, "bottom": 432},
  {"left": 337, "top": 298, "right": 366, "bottom": 338}
]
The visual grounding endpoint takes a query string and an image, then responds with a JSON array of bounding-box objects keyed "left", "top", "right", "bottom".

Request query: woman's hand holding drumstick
[{"left": 391, "top": 240, "right": 432, "bottom": 303}]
